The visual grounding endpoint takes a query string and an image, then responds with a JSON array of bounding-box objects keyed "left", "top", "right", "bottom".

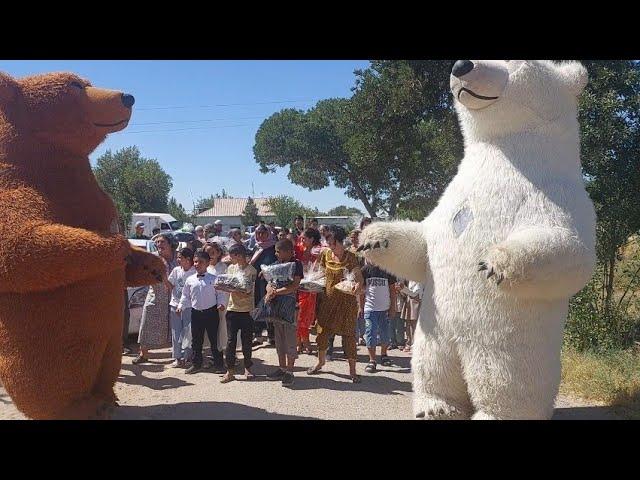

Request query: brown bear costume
[{"left": 0, "top": 71, "right": 165, "bottom": 419}]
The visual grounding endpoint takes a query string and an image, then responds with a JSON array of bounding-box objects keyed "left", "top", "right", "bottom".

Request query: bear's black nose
[
  {"left": 121, "top": 93, "right": 135, "bottom": 108},
  {"left": 452, "top": 60, "right": 474, "bottom": 78}
]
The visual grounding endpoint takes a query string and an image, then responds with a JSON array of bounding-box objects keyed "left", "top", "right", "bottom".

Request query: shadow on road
[
  {"left": 552, "top": 406, "right": 621, "bottom": 420},
  {"left": 119, "top": 364, "right": 194, "bottom": 391},
  {"left": 112, "top": 401, "right": 317, "bottom": 420},
  {"left": 290, "top": 372, "right": 412, "bottom": 395}
]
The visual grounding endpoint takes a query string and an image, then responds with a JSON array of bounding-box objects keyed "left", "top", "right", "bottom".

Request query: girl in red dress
[{"left": 295, "top": 228, "right": 324, "bottom": 354}]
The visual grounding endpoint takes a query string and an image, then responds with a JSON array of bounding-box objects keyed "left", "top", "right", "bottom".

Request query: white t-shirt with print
[{"left": 168, "top": 266, "right": 197, "bottom": 307}]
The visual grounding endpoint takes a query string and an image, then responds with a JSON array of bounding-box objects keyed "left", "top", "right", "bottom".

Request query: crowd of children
[{"left": 132, "top": 216, "right": 423, "bottom": 387}]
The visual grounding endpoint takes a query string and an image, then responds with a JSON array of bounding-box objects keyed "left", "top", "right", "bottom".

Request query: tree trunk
[
  {"left": 387, "top": 188, "right": 401, "bottom": 219},
  {"left": 331, "top": 162, "right": 377, "bottom": 218},
  {"left": 604, "top": 251, "right": 616, "bottom": 318}
]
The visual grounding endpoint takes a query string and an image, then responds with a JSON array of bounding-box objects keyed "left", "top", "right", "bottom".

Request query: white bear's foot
[
  {"left": 414, "top": 396, "right": 470, "bottom": 420},
  {"left": 471, "top": 410, "right": 499, "bottom": 420}
]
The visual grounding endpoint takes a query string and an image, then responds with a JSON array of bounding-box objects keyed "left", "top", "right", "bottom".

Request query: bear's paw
[
  {"left": 126, "top": 248, "right": 166, "bottom": 286},
  {"left": 478, "top": 244, "right": 518, "bottom": 287},
  {"left": 415, "top": 396, "right": 469, "bottom": 420}
]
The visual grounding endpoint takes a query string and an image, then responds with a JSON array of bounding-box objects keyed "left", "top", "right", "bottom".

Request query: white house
[{"left": 195, "top": 198, "right": 276, "bottom": 232}]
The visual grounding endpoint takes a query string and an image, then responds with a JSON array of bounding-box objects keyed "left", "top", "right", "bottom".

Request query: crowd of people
[{"left": 125, "top": 215, "right": 424, "bottom": 386}]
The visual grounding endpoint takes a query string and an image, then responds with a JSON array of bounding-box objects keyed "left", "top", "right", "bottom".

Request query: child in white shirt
[
  {"left": 177, "top": 249, "right": 227, "bottom": 374},
  {"left": 166, "top": 248, "right": 197, "bottom": 367}
]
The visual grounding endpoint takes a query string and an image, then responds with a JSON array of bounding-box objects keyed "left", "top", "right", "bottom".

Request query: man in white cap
[
  {"left": 130, "top": 221, "right": 149, "bottom": 240},
  {"left": 213, "top": 220, "right": 224, "bottom": 237},
  {"left": 195, "top": 225, "right": 207, "bottom": 244},
  {"left": 208, "top": 220, "right": 226, "bottom": 246}
]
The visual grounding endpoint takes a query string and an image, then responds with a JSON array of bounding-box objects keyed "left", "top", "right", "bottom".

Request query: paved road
[{"left": 0, "top": 342, "right": 621, "bottom": 420}]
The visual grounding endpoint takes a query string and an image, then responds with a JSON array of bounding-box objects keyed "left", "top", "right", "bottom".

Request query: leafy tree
[
  {"left": 93, "top": 146, "right": 172, "bottom": 231},
  {"left": 253, "top": 60, "right": 461, "bottom": 219},
  {"left": 193, "top": 190, "right": 231, "bottom": 215},
  {"left": 266, "top": 195, "right": 317, "bottom": 229},
  {"left": 168, "top": 197, "right": 190, "bottom": 223},
  {"left": 327, "top": 205, "right": 363, "bottom": 216},
  {"left": 193, "top": 195, "right": 216, "bottom": 215},
  {"left": 579, "top": 60, "right": 640, "bottom": 317},
  {"left": 561, "top": 60, "right": 640, "bottom": 352},
  {"left": 240, "top": 197, "right": 261, "bottom": 227}
]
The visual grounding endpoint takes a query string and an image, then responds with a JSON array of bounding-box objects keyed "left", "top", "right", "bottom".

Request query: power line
[
  {"left": 130, "top": 115, "right": 266, "bottom": 126},
  {"left": 136, "top": 99, "right": 318, "bottom": 111},
  {"left": 121, "top": 123, "right": 254, "bottom": 134}
]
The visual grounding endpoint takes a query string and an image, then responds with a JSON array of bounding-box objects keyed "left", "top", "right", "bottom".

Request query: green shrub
[{"left": 565, "top": 281, "right": 640, "bottom": 352}]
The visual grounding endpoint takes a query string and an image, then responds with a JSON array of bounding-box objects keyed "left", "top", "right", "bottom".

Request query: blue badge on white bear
[{"left": 452, "top": 205, "right": 473, "bottom": 237}]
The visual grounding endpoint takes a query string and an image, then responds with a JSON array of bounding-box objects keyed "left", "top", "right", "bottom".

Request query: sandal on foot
[
  {"left": 307, "top": 366, "right": 323, "bottom": 375},
  {"left": 220, "top": 374, "right": 235, "bottom": 384},
  {"left": 365, "top": 362, "right": 377, "bottom": 373},
  {"left": 351, "top": 375, "right": 362, "bottom": 384},
  {"left": 381, "top": 356, "right": 392, "bottom": 367}
]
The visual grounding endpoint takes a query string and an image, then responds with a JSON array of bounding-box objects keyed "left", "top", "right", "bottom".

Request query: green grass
[{"left": 561, "top": 347, "right": 640, "bottom": 419}]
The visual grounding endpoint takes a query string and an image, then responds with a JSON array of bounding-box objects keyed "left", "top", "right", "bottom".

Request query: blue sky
[{"left": 2, "top": 60, "right": 371, "bottom": 214}]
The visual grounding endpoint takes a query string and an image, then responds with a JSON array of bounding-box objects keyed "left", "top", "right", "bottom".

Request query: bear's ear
[
  {"left": 0, "top": 72, "right": 18, "bottom": 104},
  {"left": 557, "top": 61, "right": 588, "bottom": 96}
]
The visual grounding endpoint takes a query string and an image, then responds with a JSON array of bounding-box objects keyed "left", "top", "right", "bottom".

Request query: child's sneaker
[
  {"left": 185, "top": 364, "right": 202, "bottom": 375},
  {"left": 381, "top": 356, "right": 392, "bottom": 367},
  {"left": 169, "top": 359, "right": 181, "bottom": 368},
  {"left": 365, "top": 361, "right": 377, "bottom": 373}
]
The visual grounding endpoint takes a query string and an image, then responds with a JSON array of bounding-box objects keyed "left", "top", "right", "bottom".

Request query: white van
[{"left": 130, "top": 213, "right": 183, "bottom": 237}]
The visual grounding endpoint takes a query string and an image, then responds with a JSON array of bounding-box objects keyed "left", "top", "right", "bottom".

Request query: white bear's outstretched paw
[
  {"left": 477, "top": 260, "right": 505, "bottom": 285},
  {"left": 478, "top": 244, "right": 517, "bottom": 287},
  {"left": 357, "top": 220, "right": 427, "bottom": 282},
  {"left": 357, "top": 232, "right": 389, "bottom": 253},
  {"left": 414, "top": 396, "right": 470, "bottom": 420}
]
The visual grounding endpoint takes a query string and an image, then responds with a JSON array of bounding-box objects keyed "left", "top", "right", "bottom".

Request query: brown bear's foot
[{"left": 56, "top": 395, "right": 113, "bottom": 420}]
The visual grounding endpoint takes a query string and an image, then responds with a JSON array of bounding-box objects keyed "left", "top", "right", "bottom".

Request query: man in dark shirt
[{"left": 250, "top": 224, "right": 278, "bottom": 346}]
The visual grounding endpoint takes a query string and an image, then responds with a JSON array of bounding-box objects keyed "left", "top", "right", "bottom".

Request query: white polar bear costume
[{"left": 359, "top": 60, "right": 596, "bottom": 420}]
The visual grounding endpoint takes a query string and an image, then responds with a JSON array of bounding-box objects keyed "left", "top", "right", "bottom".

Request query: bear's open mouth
[
  {"left": 94, "top": 119, "right": 128, "bottom": 127},
  {"left": 458, "top": 88, "right": 499, "bottom": 101}
]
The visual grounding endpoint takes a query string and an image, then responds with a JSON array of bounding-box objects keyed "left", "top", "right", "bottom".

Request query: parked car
[{"left": 126, "top": 239, "right": 158, "bottom": 336}]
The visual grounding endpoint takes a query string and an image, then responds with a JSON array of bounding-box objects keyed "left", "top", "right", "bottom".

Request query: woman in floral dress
[
  {"left": 133, "top": 233, "right": 178, "bottom": 364},
  {"left": 307, "top": 225, "right": 364, "bottom": 383}
]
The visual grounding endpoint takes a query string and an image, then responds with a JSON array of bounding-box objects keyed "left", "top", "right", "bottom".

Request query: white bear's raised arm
[
  {"left": 478, "top": 225, "right": 596, "bottom": 300},
  {"left": 358, "top": 220, "right": 428, "bottom": 282}
]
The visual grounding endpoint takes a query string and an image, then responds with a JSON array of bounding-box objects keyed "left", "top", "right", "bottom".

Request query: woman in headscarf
[
  {"left": 307, "top": 225, "right": 364, "bottom": 383},
  {"left": 133, "top": 232, "right": 178, "bottom": 364}
]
